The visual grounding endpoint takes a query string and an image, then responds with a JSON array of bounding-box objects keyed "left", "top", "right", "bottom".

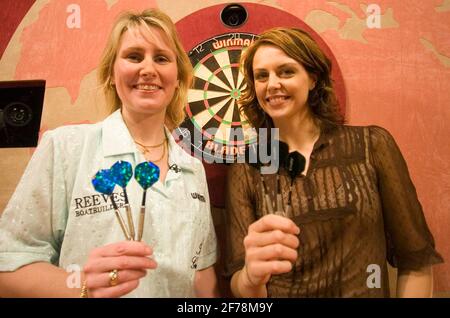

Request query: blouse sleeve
[
  {"left": 223, "top": 163, "right": 257, "bottom": 277},
  {"left": 369, "top": 126, "right": 444, "bottom": 270},
  {"left": 0, "top": 130, "right": 67, "bottom": 271}
]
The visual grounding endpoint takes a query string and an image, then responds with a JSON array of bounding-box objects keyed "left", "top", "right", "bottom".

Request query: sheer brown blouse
[{"left": 224, "top": 125, "right": 443, "bottom": 297}]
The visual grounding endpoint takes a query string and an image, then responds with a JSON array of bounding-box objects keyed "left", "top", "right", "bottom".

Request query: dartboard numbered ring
[{"left": 177, "top": 33, "right": 258, "bottom": 163}]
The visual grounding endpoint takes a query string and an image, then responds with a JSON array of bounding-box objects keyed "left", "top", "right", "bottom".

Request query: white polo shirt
[{"left": 0, "top": 110, "right": 217, "bottom": 297}]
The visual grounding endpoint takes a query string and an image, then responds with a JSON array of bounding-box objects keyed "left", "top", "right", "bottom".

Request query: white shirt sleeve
[{"left": 0, "top": 130, "right": 68, "bottom": 271}]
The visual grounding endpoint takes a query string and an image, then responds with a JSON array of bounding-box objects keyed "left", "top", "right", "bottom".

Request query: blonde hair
[
  {"left": 98, "top": 9, "right": 192, "bottom": 128},
  {"left": 240, "top": 27, "right": 343, "bottom": 129}
]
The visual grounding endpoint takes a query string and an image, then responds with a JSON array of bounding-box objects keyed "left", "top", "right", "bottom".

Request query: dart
[
  {"left": 276, "top": 174, "right": 283, "bottom": 213},
  {"left": 134, "top": 161, "right": 160, "bottom": 241},
  {"left": 261, "top": 174, "right": 274, "bottom": 214},
  {"left": 285, "top": 152, "right": 306, "bottom": 217},
  {"left": 110, "top": 161, "right": 135, "bottom": 240},
  {"left": 276, "top": 141, "right": 289, "bottom": 215},
  {"left": 92, "top": 169, "right": 130, "bottom": 240},
  {"left": 261, "top": 141, "right": 289, "bottom": 215}
]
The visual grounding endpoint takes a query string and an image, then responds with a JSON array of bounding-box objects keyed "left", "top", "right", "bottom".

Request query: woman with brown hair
[{"left": 224, "top": 27, "right": 443, "bottom": 297}]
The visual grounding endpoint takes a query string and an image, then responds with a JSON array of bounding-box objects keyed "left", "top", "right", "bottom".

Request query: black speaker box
[{"left": 0, "top": 80, "right": 45, "bottom": 148}]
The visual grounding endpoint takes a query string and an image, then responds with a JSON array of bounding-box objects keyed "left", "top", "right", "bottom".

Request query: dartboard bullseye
[{"left": 177, "top": 33, "right": 258, "bottom": 163}]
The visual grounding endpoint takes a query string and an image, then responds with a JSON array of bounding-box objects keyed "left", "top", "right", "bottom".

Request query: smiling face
[
  {"left": 252, "top": 45, "right": 316, "bottom": 126},
  {"left": 112, "top": 25, "right": 179, "bottom": 121}
]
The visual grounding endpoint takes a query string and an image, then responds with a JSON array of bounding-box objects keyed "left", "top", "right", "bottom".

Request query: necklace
[
  {"left": 135, "top": 138, "right": 167, "bottom": 162},
  {"left": 122, "top": 114, "right": 168, "bottom": 162},
  {"left": 134, "top": 138, "right": 167, "bottom": 149}
]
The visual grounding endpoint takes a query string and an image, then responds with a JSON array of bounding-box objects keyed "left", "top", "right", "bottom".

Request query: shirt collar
[
  {"left": 102, "top": 110, "right": 135, "bottom": 157},
  {"left": 102, "top": 110, "right": 197, "bottom": 172}
]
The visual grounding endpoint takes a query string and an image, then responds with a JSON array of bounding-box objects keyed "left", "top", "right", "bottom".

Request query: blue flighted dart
[
  {"left": 92, "top": 169, "right": 130, "bottom": 240},
  {"left": 134, "top": 161, "right": 160, "bottom": 241},
  {"left": 110, "top": 161, "right": 136, "bottom": 240}
]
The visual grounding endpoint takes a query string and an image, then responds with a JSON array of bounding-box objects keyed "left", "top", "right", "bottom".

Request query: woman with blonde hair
[{"left": 0, "top": 9, "right": 218, "bottom": 298}]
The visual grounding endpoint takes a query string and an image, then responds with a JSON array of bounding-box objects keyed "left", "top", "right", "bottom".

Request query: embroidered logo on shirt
[
  {"left": 191, "top": 242, "right": 203, "bottom": 269},
  {"left": 191, "top": 192, "right": 205, "bottom": 202},
  {"left": 72, "top": 192, "right": 125, "bottom": 217}
]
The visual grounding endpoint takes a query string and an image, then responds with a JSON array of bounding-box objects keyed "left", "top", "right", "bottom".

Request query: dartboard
[{"left": 176, "top": 33, "right": 258, "bottom": 163}]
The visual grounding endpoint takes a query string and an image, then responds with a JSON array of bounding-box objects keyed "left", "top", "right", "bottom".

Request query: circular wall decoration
[{"left": 181, "top": 32, "right": 258, "bottom": 163}]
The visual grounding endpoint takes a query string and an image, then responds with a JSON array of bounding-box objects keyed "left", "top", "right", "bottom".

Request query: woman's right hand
[
  {"left": 242, "top": 214, "right": 300, "bottom": 288},
  {"left": 83, "top": 241, "right": 157, "bottom": 298}
]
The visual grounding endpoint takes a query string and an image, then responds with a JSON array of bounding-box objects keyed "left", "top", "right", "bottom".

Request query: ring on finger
[{"left": 109, "top": 269, "right": 119, "bottom": 287}]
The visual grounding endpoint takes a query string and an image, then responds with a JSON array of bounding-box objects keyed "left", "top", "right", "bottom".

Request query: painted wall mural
[{"left": 0, "top": 0, "right": 449, "bottom": 294}]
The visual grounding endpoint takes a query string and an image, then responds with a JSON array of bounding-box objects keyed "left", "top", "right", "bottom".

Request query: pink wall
[{"left": 0, "top": 0, "right": 448, "bottom": 294}]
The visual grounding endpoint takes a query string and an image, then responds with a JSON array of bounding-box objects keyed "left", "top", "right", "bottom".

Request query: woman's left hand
[{"left": 82, "top": 241, "right": 157, "bottom": 298}]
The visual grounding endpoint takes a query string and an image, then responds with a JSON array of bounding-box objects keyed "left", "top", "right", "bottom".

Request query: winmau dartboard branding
[{"left": 176, "top": 33, "right": 259, "bottom": 163}]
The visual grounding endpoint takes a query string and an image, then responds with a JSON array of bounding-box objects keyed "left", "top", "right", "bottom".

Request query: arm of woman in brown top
[
  {"left": 225, "top": 164, "right": 300, "bottom": 298},
  {"left": 397, "top": 266, "right": 433, "bottom": 297},
  {"left": 369, "top": 126, "right": 443, "bottom": 298},
  {"left": 230, "top": 214, "right": 300, "bottom": 298}
]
